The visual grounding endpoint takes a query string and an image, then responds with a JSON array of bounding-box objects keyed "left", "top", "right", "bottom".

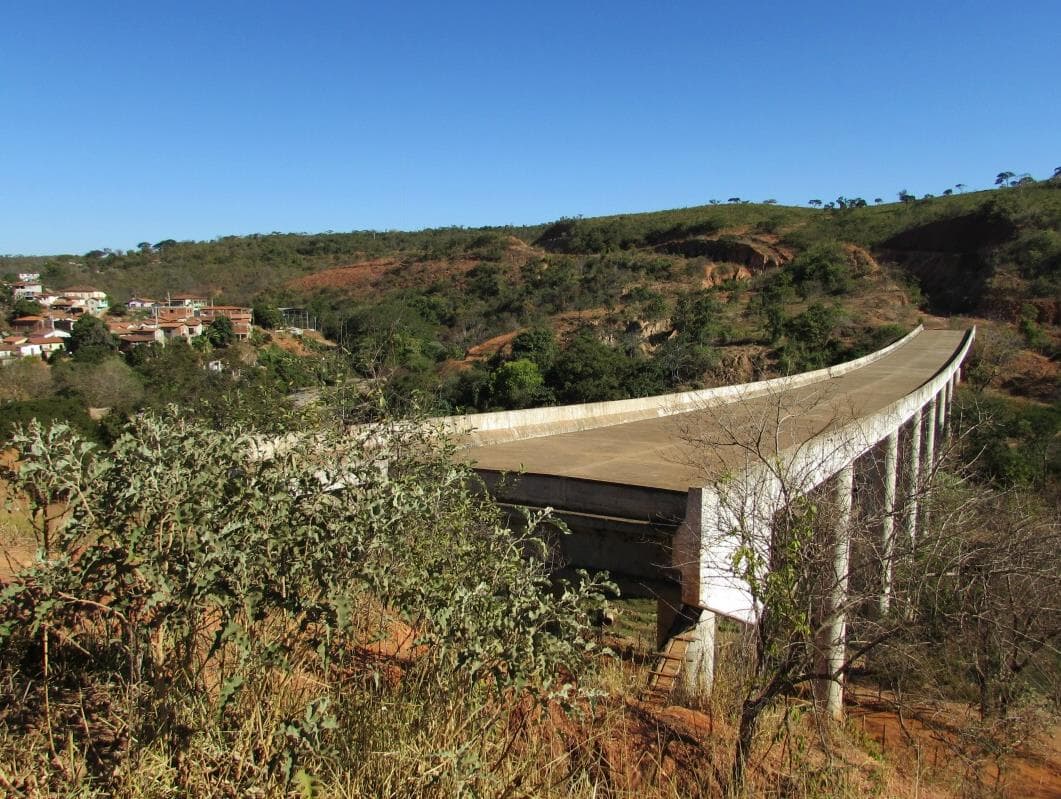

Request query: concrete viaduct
[{"left": 441, "top": 325, "right": 975, "bottom": 716}]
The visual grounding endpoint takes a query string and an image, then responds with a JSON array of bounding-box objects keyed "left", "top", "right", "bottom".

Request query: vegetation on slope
[{"left": 0, "top": 171, "right": 1058, "bottom": 796}]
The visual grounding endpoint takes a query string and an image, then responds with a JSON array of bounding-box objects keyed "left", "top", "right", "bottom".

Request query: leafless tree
[{"left": 669, "top": 381, "right": 1059, "bottom": 791}]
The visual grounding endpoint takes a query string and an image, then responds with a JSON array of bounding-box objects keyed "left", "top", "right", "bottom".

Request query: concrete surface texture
[{"left": 460, "top": 328, "right": 968, "bottom": 493}]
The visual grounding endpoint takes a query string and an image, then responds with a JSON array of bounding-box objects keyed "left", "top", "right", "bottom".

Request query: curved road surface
[{"left": 461, "top": 329, "right": 967, "bottom": 496}]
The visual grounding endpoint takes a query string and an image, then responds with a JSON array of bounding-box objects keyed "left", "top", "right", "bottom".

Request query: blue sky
[{"left": 2, "top": 1, "right": 1058, "bottom": 254}]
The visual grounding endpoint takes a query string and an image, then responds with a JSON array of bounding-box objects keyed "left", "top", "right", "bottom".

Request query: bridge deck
[{"left": 461, "top": 329, "right": 966, "bottom": 493}]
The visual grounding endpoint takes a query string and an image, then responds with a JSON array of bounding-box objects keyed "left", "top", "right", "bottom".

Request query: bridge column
[
  {"left": 924, "top": 396, "right": 937, "bottom": 478},
  {"left": 903, "top": 408, "right": 923, "bottom": 546},
  {"left": 946, "top": 375, "right": 954, "bottom": 437},
  {"left": 879, "top": 431, "right": 899, "bottom": 615},
  {"left": 938, "top": 388, "right": 947, "bottom": 440},
  {"left": 683, "top": 610, "right": 716, "bottom": 696},
  {"left": 815, "top": 463, "right": 854, "bottom": 721}
]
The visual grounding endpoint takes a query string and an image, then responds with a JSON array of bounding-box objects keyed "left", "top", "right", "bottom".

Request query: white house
[
  {"left": 12, "top": 279, "right": 43, "bottom": 300},
  {"left": 27, "top": 335, "right": 65, "bottom": 356},
  {"left": 60, "top": 286, "right": 109, "bottom": 315}
]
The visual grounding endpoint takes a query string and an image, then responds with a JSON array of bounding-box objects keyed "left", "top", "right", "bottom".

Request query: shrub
[{"left": 0, "top": 412, "right": 611, "bottom": 792}]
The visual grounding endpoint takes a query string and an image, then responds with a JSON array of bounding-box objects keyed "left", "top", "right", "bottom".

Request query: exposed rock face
[
  {"left": 655, "top": 235, "right": 790, "bottom": 289},
  {"left": 657, "top": 236, "right": 787, "bottom": 272}
]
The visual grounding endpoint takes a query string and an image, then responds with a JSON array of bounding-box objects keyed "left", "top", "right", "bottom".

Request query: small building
[
  {"left": 27, "top": 335, "right": 65, "bottom": 356},
  {"left": 12, "top": 279, "right": 43, "bottom": 300},
  {"left": 107, "top": 321, "right": 136, "bottom": 335},
  {"left": 12, "top": 315, "right": 46, "bottom": 333},
  {"left": 156, "top": 306, "right": 193, "bottom": 322},
  {"left": 58, "top": 286, "right": 109, "bottom": 315},
  {"left": 50, "top": 298, "right": 88, "bottom": 316},
  {"left": 165, "top": 292, "right": 208, "bottom": 311},
  {"left": 118, "top": 330, "right": 164, "bottom": 351},
  {"left": 200, "top": 305, "right": 252, "bottom": 324},
  {"left": 160, "top": 321, "right": 191, "bottom": 341},
  {"left": 126, "top": 296, "right": 158, "bottom": 311},
  {"left": 14, "top": 341, "right": 42, "bottom": 358}
]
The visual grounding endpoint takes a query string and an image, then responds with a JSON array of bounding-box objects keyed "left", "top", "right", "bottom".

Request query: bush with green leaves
[
  {"left": 787, "top": 242, "right": 853, "bottom": 297},
  {"left": 0, "top": 411, "right": 611, "bottom": 790},
  {"left": 68, "top": 314, "right": 118, "bottom": 362}
]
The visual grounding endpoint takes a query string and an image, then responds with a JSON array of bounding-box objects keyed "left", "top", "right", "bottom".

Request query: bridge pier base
[{"left": 683, "top": 609, "right": 717, "bottom": 697}]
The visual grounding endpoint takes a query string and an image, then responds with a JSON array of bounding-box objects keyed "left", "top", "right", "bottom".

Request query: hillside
[
  {"left": 5, "top": 182, "right": 1059, "bottom": 420},
  {"left": 1, "top": 182, "right": 1059, "bottom": 798},
  {"left": 4, "top": 182, "right": 1059, "bottom": 415}
]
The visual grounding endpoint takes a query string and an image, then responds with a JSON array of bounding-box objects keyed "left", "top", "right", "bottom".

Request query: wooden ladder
[{"left": 643, "top": 605, "right": 703, "bottom": 704}]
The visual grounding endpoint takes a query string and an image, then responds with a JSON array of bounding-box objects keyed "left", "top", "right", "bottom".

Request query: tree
[
  {"left": 956, "top": 183, "right": 967, "bottom": 193},
  {"left": 672, "top": 289, "right": 728, "bottom": 345},
  {"left": 547, "top": 333, "right": 630, "bottom": 403},
  {"left": 808, "top": 199, "right": 823, "bottom": 207},
  {"left": 491, "top": 358, "right": 546, "bottom": 409},
  {"left": 68, "top": 314, "right": 117, "bottom": 362},
  {"left": 252, "top": 302, "right": 284, "bottom": 329},
  {"left": 0, "top": 358, "right": 54, "bottom": 402},
  {"left": 673, "top": 384, "right": 1060, "bottom": 794},
  {"left": 763, "top": 199, "right": 777, "bottom": 205},
  {"left": 55, "top": 356, "right": 144, "bottom": 410},
  {"left": 206, "top": 314, "right": 236, "bottom": 347},
  {"left": 943, "top": 188, "right": 953, "bottom": 196},
  {"left": 787, "top": 242, "right": 852, "bottom": 297},
  {"left": 674, "top": 389, "right": 901, "bottom": 790},
  {"left": 898, "top": 190, "right": 915, "bottom": 203},
  {"left": 874, "top": 197, "right": 883, "bottom": 204},
  {"left": 509, "top": 327, "right": 558, "bottom": 371},
  {"left": 11, "top": 297, "right": 43, "bottom": 319},
  {"left": 995, "top": 171, "right": 1016, "bottom": 187}
]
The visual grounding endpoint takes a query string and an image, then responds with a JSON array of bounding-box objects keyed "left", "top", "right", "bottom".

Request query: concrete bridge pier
[
  {"left": 814, "top": 463, "right": 855, "bottom": 720},
  {"left": 878, "top": 430, "right": 899, "bottom": 615},
  {"left": 924, "top": 396, "right": 937, "bottom": 471},
  {"left": 903, "top": 407, "right": 923, "bottom": 546},
  {"left": 682, "top": 609, "right": 717, "bottom": 696}
]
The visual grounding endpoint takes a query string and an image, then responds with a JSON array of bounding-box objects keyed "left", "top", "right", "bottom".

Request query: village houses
[{"left": 4, "top": 275, "right": 253, "bottom": 362}]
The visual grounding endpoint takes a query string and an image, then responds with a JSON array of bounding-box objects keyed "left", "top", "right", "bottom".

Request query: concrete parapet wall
[{"left": 441, "top": 325, "right": 925, "bottom": 447}]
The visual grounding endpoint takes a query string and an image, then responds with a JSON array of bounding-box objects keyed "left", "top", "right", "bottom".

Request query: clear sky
[{"left": 2, "top": 1, "right": 1058, "bottom": 254}]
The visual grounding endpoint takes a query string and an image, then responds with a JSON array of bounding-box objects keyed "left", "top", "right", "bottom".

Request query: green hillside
[{"left": 2, "top": 178, "right": 1059, "bottom": 437}]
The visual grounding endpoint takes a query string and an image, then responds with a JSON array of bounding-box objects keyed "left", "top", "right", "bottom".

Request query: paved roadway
[{"left": 460, "top": 330, "right": 967, "bottom": 493}]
